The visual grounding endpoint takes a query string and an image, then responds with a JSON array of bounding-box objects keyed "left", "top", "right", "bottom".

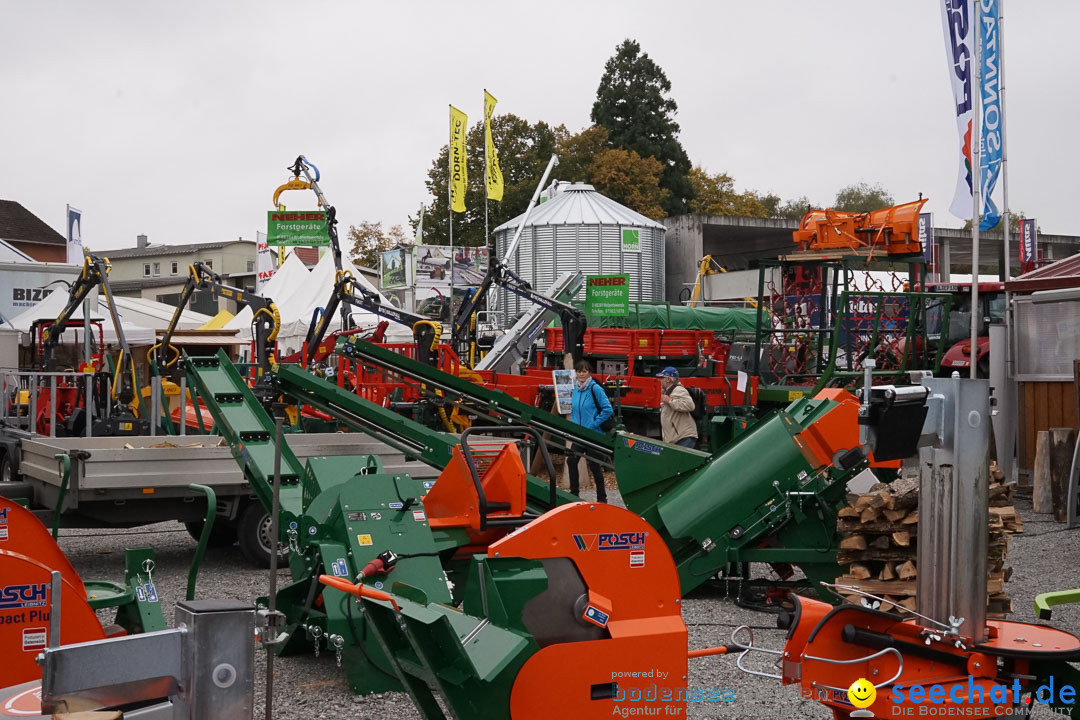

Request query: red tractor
[{"left": 924, "top": 281, "right": 1006, "bottom": 378}]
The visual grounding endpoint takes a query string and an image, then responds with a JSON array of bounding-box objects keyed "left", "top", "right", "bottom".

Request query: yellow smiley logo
[{"left": 848, "top": 677, "right": 877, "bottom": 709}]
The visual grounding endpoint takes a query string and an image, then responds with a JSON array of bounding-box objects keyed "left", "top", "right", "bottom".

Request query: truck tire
[
  {"left": 184, "top": 520, "right": 237, "bottom": 548},
  {"left": 0, "top": 454, "right": 18, "bottom": 483},
  {"left": 237, "top": 502, "right": 285, "bottom": 568}
]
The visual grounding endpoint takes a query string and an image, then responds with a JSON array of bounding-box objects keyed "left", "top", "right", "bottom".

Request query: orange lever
[
  {"left": 318, "top": 574, "right": 400, "bottom": 610},
  {"left": 688, "top": 646, "right": 729, "bottom": 658}
]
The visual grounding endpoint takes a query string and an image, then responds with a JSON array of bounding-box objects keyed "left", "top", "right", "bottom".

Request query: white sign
[
  {"left": 553, "top": 369, "right": 574, "bottom": 415},
  {"left": 255, "top": 231, "right": 276, "bottom": 293}
]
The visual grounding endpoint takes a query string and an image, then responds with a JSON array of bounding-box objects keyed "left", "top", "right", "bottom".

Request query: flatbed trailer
[{"left": 0, "top": 430, "right": 437, "bottom": 565}]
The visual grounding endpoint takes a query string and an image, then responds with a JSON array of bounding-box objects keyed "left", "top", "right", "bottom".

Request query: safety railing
[{"left": 0, "top": 369, "right": 98, "bottom": 438}]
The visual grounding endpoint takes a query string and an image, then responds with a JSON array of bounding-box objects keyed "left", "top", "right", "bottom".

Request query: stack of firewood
[{"left": 834, "top": 462, "right": 1021, "bottom": 617}]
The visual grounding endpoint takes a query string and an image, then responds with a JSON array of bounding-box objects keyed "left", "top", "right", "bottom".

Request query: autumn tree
[
  {"left": 417, "top": 114, "right": 565, "bottom": 248},
  {"left": 591, "top": 39, "right": 693, "bottom": 216},
  {"left": 833, "top": 182, "right": 894, "bottom": 213},
  {"left": 553, "top": 125, "right": 668, "bottom": 219},
  {"left": 761, "top": 193, "right": 816, "bottom": 221},
  {"left": 687, "top": 167, "right": 770, "bottom": 218},
  {"left": 348, "top": 221, "right": 408, "bottom": 268}
]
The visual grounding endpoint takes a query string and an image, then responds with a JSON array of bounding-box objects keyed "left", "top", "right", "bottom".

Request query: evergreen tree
[{"left": 591, "top": 39, "right": 693, "bottom": 216}]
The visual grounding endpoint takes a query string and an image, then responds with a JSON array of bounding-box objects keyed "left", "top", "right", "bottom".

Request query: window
[
  {"left": 143, "top": 263, "right": 151, "bottom": 277},
  {"left": 153, "top": 262, "right": 160, "bottom": 276},
  {"left": 247, "top": 260, "right": 255, "bottom": 273},
  {"left": 171, "top": 262, "right": 178, "bottom": 275},
  {"left": 204, "top": 260, "right": 213, "bottom": 270}
]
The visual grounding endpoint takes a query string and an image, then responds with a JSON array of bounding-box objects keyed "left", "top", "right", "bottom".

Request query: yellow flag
[
  {"left": 484, "top": 90, "right": 503, "bottom": 202},
  {"left": 449, "top": 105, "right": 468, "bottom": 213}
]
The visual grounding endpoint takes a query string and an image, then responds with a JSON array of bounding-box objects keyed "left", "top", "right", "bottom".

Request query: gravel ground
[{"left": 56, "top": 488, "right": 1079, "bottom": 720}]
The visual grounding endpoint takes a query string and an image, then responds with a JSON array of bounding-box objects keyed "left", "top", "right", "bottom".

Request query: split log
[
  {"left": 897, "top": 560, "right": 918, "bottom": 580},
  {"left": 1033, "top": 431, "right": 1054, "bottom": 514},
  {"left": 891, "top": 530, "right": 911, "bottom": 547},
  {"left": 839, "top": 535, "right": 868, "bottom": 551},
  {"left": 1049, "top": 427, "right": 1076, "bottom": 523}
]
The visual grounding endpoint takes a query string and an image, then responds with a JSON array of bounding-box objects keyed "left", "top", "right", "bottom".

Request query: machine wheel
[
  {"left": 237, "top": 502, "right": 285, "bottom": 568},
  {"left": 184, "top": 520, "right": 237, "bottom": 548},
  {"left": 0, "top": 453, "right": 18, "bottom": 483}
]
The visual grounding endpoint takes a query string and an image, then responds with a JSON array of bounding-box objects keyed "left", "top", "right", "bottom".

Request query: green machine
[{"left": 184, "top": 340, "right": 876, "bottom": 694}]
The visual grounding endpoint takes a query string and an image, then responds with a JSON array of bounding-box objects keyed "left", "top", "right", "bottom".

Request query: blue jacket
[{"left": 570, "top": 379, "right": 613, "bottom": 432}]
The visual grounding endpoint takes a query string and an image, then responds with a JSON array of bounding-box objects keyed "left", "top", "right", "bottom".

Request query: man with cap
[{"left": 656, "top": 366, "right": 697, "bottom": 448}]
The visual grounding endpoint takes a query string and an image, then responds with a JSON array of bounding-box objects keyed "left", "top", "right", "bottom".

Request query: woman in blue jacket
[{"left": 568, "top": 361, "right": 612, "bottom": 503}]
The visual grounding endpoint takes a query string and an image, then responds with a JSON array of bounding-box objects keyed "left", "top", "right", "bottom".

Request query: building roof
[
  {"left": 493, "top": 183, "right": 666, "bottom": 233},
  {"left": 103, "top": 239, "right": 254, "bottom": 260},
  {"left": 0, "top": 200, "right": 66, "bottom": 246},
  {"left": 1004, "top": 252, "right": 1080, "bottom": 293}
]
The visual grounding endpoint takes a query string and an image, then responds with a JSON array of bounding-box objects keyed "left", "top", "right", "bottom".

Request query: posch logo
[
  {"left": 573, "top": 532, "right": 647, "bottom": 551},
  {"left": 0, "top": 583, "right": 48, "bottom": 610}
]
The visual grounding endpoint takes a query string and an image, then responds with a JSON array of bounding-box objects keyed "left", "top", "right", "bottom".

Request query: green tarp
[{"left": 567, "top": 302, "right": 758, "bottom": 334}]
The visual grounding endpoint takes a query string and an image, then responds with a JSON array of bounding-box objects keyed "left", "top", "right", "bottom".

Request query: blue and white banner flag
[
  {"left": 66, "top": 205, "right": 83, "bottom": 264},
  {"left": 940, "top": 0, "right": 976, "bottom": 222},
  {"left": 977, "top": 0, "right": 1002, "bottom": 231}
]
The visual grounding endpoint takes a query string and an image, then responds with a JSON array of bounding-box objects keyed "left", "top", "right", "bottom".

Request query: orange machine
[
  {"left": 0, "top": 499, "right": 111, "bottom": 685},
  {"left": 793, "top": 198, "right": 928, "bottom": 255}
]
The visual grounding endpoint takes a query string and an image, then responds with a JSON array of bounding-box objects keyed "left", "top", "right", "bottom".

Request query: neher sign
[
  {"left": 266, "top": 211, "right": 330, "bottom": 247},
  {"left": 586, "top": 274, "right": 629, "bottom": 317}
]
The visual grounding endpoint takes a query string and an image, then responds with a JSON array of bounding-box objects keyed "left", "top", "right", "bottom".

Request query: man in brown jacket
[{"left": 656, "top": 367, "right": 697, "bottom": 448}]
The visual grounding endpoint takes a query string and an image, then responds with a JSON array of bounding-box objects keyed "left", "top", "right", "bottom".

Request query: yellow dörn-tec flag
[
  {"left": 484, "top": 90, "right": 503, "bottom": 202},
  {"left": 449, "top": 105, "right": 468, "bottom": 213}
]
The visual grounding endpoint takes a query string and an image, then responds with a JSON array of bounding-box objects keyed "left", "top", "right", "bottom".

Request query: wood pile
[{"left": 834, "top": 462, "right": 1021, "bottom": 618}]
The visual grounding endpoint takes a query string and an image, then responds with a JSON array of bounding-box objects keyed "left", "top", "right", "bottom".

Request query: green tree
[
  {"left": 761, "top": 193, "right": 816, "bottom": 221},
  {"left": 833, "top": 182, "right": 894, "bottom": 213},
  {"left": 588, "top": 148, "right": 668, "bottom": 220},
  {"left": 348, "top": 221, "right": 407, "bottom": 268},
  {"left": 417, "top": 114, "right": 566, "bottom": 248},
  {"left": 591, "top": 39, "right": 693, "bottom": 216},
  {"left": 687, "top": 167, "right": 770, "bottom": 218}
]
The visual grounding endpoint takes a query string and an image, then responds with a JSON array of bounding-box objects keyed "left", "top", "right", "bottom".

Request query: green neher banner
[
  {"left": 586, "top": 274, "right": 630, "bottom": 317},
  {"left": 267, "top": 210, "right": 330, "bottom": 246}
]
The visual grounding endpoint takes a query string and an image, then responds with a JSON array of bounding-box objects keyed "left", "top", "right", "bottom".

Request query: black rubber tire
[
  {"left": 237, "top": 502, "right": 285, "bottom": 568},
  {"left": 183, "top": 520, "right": 237, "bottom": 548},
  {"left": 0, "top": 454, "right": 18, "bottom": 484}
]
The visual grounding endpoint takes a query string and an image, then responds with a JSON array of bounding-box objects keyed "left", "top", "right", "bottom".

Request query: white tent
[
  {"left": 226, "top": 251, "right": 412, "bottom": 358},
  {"left": 0, "top": 287, "right": 156, "bottom": 346},
  {"left": 111, "top": 296, "right": 211, "bottom": 331}
]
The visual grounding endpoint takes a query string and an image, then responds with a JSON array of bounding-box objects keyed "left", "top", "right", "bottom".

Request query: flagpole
[
  {"left": 970, "top": 0, "right": 982, "bottom": 380},
  {"left": 998, "top": 0, "right": 1017, "bottom": 483},
  {"left": 448, "top": 105, "right": 455, "bottom": 319}
]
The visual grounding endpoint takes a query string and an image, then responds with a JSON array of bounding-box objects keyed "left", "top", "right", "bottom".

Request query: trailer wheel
[
  {"left": 184, "top": 520, "right": 237, "bottom": 548},
  {"left": 237, "top": 503, "right": 286, "bottom": 568},
  {"left": 0, "top": 454, "right": 18, "bottom": 483}
]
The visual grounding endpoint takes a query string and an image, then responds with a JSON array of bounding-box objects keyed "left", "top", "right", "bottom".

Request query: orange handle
[
  {"left": 318, "top": 574, "right": 400, "bottom": 610},
  {"left": 688, "top": 646, "right": 728, "bottom": 658}
]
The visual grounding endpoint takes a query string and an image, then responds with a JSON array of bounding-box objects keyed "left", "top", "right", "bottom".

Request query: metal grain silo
[{"left": 492, "top": 182, "right": 666, "bottom": 324}]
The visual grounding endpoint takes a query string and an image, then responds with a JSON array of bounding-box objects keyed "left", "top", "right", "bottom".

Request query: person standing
[
  {"left": 568, "top": 361, "right": 612, "bottom": 503},
  {"left": 656, "top": 366, "right": 697, "bottom": 449}
]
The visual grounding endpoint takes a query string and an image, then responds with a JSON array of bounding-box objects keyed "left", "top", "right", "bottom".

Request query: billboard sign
[
  {"left": 585, "top": 274, "right": 630, "bottom": 317},
  {"left": 380, "top": 248, "right": 409, "bottom": 289},
  {"left": 266, "top": 211, "right": 330, "bottom": 247}
]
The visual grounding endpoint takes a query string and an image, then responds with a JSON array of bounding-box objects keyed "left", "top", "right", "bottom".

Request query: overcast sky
[{"left": 3, "top": 1, "right": 1077, "bottom": 252}]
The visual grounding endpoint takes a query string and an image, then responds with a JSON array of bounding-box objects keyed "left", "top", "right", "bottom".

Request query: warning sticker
[
  {"left": 348, "top": 511, "right": 368, "bottom": 522},
  {"left": 412, "top": 510, "right": 426, "bottom": 522},
  {"left": 388, "top": 502, "right": 403, "bottom": 510},
  {"left": 0, "top": 526, "right": 8, "bottom": 541},
  {"left": 629, "top": 551, "right": 645, "bottom": 568},
  {"left": 356, "top": 534, "right": 373, "bottom": 546},
  {"left": 583, "top": 606, "right": 610, "bottom": 628},
  {"left": 22, "top": 628, "right": 46, "bottom": 652},
  {"left": 331, "top": 558, "right": 348, "bottom": 577}
]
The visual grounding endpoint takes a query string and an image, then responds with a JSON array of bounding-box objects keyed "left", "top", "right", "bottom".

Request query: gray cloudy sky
[{"left": 2, "top": 1, "right": 1077, "bottom": 252}]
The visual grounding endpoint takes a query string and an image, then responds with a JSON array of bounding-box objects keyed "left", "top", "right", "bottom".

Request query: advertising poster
[
  {"left": 380, "top": 248, "right": 408, "bottom": 289},
  {"left": 553, "top": 369, "right": 574, "bottom": 415}
]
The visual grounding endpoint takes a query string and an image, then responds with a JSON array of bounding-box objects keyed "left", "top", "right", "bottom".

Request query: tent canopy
[
  {"left": 110, "top": 296, "right": 211, "bottom": 331},
  {"left": 0, "top": 287, "right": 156, "bottom": 346},
  {"left": 226, "top": 251, "right": 412, "bottom": 357}
]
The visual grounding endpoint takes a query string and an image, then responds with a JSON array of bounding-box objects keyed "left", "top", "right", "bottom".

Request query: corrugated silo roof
[{"left": 493, "top": 183, "right": 665, "bottom": 233}]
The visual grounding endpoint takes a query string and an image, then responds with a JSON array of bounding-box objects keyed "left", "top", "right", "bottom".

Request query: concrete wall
[{"left": 662, "top": 215, "right": 705, "bottom": 304}]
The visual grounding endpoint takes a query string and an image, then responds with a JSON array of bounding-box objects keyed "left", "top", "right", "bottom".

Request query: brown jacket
[{"left": 660, "top": 383, "right": 697, "bottom": 444}]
